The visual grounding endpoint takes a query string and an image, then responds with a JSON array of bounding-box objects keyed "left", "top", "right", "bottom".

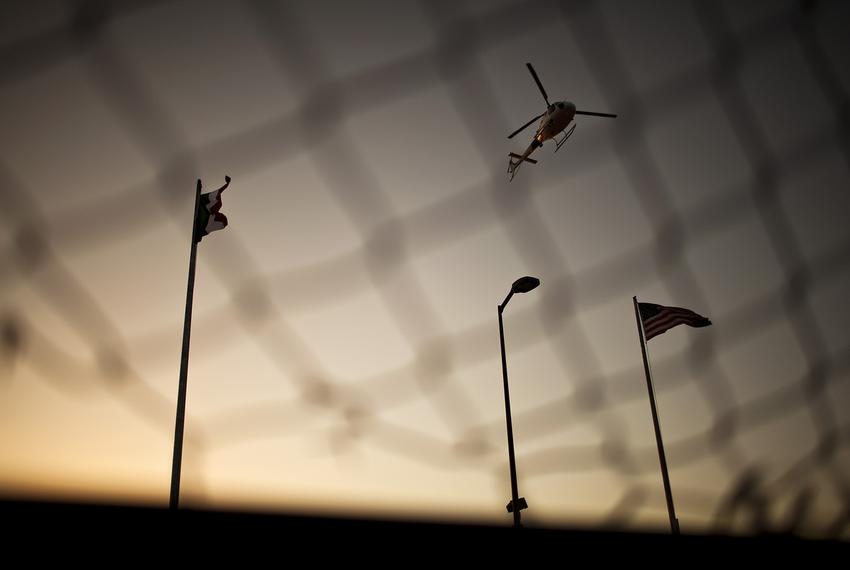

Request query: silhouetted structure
[{"left": 498, "top": 276, "right": 540, "bottom": 527}]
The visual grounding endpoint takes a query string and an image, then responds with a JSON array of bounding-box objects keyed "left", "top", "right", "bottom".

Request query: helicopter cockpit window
[{"left": 557, "top": 102, "right": 565, "bottom": 109}]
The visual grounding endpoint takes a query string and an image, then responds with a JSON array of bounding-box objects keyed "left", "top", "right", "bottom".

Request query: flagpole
[
  {"left": 633, "top": 295, "right": 680, "bottom": 535},
  {"left": 170, "top": 179, "right": 202, "bottom": 510}
]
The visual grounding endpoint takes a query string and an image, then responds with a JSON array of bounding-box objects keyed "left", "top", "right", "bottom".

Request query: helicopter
[{"left": 507, "top": 63, "right": 617, "bottom": 180}]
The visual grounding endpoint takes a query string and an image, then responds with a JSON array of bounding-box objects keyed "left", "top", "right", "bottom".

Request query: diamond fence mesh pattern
[{"left": 1, "top": 0, "right": 849, "bottom": 538}]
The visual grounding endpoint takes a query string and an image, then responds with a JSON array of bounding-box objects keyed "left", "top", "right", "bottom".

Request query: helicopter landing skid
[{"left": 554, "top": 123, "right": 576, "bottom": 152}]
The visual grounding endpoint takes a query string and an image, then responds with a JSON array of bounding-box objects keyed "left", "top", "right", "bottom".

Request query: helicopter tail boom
[{"left": 507, "top": 143, "right": 541, "bottom": 181}]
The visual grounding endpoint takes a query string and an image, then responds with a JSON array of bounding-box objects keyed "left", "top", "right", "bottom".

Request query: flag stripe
[
  {"left": 639, "top": 302, "right": 711, "bottom": 340},
  {"left": 644, "top": 311, "right": 707, "bottom": 332},
  {"left": 644, "top": 315, "right": 710, "bottom": 339},
  {"left": 205, "top": 212, "right": 228, "bottom": 233},
  {"left": 644, "top": 318, "right": 708, "bottom": 339},
  {"left": 204, "top": 189, "right": 224, "bottom": 213},
  {"left": 195, "top": 186, "right": 229, "bottom": 243}
]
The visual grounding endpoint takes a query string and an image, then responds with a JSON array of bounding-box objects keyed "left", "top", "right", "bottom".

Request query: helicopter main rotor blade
[
  {"left": 507, "top": 112, "right": 545, "bottom": 139},
  {"left": 526, "top": 63, "right": 550, "bottom": 107},
  {"left": 575, "top": 110, "right": 617, "bottom": 118}
]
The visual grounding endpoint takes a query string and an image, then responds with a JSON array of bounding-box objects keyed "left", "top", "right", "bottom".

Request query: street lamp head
[{"left": 511, "top": 276, "right": 540, "bottom": 294}]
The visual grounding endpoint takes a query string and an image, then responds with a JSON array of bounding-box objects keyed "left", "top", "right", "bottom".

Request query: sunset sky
[{"left": 1, "top": 0, "right": 849, "bottom": 536}]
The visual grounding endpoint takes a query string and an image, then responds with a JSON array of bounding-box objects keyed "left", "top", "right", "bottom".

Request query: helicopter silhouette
[{"left": 507, "top": 63, "right": 617, "bottom": 181}]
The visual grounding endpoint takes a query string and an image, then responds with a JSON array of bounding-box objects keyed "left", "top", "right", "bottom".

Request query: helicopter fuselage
[
  {"left": 507, "top": 63, "right": 616, "bottom": 180},
  {"left": 534, "top": 101, "right": 576, "bottom": 143},
  {"left": 507, "top": 101, "right": 576, "bottom": 179}
]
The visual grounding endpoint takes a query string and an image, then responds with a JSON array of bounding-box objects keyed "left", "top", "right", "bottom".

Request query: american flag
[{"left": 638, "top": 302, "right": 712, "bottom": 341}]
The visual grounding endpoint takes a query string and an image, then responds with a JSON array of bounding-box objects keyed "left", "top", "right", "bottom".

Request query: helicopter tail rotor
[
  {"left": 508, "top": 152, "right": 538, "bottom": 165},
  {"left": 507, "top": 148, "right": 539, "bottom": 181}
]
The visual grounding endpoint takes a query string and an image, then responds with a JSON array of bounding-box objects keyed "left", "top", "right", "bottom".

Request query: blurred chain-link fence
[{"left": 2, "top": 0, "right": 849, "bottom": 538}]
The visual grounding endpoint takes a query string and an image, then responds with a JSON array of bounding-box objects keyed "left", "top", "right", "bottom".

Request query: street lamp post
[{"left": 498, "top": 275, "right": 540, "bottom": 528}]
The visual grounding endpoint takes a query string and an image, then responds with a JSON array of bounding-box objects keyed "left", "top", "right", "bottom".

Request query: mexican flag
[{"left": 195, "top": 176, "right": 230, "bottom": 243}]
